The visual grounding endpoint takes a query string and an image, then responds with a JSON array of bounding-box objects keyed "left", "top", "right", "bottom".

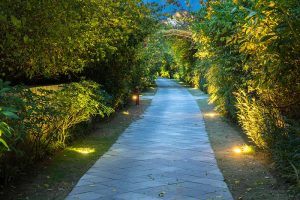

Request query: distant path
[{"left": 66, "top": 78, "right": 233, "bottom": 200}]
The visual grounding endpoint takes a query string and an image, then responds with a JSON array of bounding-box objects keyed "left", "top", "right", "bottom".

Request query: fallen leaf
[{"left": 158, "top": 191, "right": 165, "bottom": 197}]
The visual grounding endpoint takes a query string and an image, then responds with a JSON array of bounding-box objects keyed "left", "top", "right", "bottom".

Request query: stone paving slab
[{"left": 66, "top": 78, "right": 233, "bottom": 200}]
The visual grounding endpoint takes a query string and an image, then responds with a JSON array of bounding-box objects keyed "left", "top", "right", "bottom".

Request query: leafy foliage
[
  {"left": 0, "top": 80, "right": 113, "bottom": 183},
  {"left": 0, "top": 80, "right": 19, "bottom": 151},
  {"left": 0, "top": 0, "right": 160, "bottom": 186},
  {"left": 0, "top": 0, "right": 157, "bottom": 84},
  {"left": 191, "top": 0, "right": 300, "bottom": 188},
  {"left": 135, "top": 31, "right": 170, "bottom": 83},
  {"left": 151, "top": 0, "right": 300, "bottom": 190}
]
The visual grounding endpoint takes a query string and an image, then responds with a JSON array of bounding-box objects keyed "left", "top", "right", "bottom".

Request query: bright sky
[{"left": 143, "top": 0, "right": 201, "bottom": 13}]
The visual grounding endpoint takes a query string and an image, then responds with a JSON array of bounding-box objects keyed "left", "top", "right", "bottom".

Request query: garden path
[{"left": 66, "top": 78, "right": 233, "bottom": 200}]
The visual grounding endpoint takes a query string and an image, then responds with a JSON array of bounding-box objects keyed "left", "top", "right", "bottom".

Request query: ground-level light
[
  {"left": 233, "top": 147, "right": 242, "bottom": 154},
  {"left": 232, "top": 144, "right": 255, "bottom": 154},
  {"left": 68, "top": 147, "right": 95, "bottom": 154}
]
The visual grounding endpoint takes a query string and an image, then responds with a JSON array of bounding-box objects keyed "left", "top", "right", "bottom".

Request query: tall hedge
[
  {"left": 0, "top": 0, "right": 159, "bottom": 185},
  {"left": 157, "top": 0, "right": 299, "bottom": 188},
  {"left": 191, "top": 0, "right": 300, "bottom": 187},
  {"left": 0, "top": 0, "right": 158, "bottom": 98}
]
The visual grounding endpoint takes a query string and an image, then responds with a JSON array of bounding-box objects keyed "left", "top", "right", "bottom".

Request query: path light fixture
[
  {"left": 232, "top": 144, "right": 255, "bottom": 155},
  {"left": 132, "top": 86, "right": 140, "bottom": 105},
  {"left": 203, "top": 112, "right": 220, "bottom": 118},
  {"left": 132, "top": 95, "right": 138, "bottom": 100},
  {"left": 68, "top": 147, "right": 95, "bottom": 155},
  {"left": 233, "top": 146, "right": 242, "bottom": 154}
]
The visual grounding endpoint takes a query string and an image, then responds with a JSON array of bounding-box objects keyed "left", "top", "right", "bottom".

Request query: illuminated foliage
[
  {"left": 0, "top": 0, "right": 157, "bottom": 85},
  {"left": 0, "top": 80, "right": 19, "bottom": 151},
  {"left": 0, "top": 0, "right": 160, "bottom": 185},
  {"left": 0, "top": 80, "right": 114, "bottom": 183},
  {"left": 190, "top": 0, "right": 300, "bottom": 186},
  {"left": 155, "top": 0, "right": 299, "bottom": 187}
]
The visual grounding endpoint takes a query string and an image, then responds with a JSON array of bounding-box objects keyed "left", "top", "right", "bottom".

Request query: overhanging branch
[{"left": 160, "top": 29, "right": 193, "bottom": 40}]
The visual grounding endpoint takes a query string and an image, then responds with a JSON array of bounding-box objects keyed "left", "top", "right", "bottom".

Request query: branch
[{"left": 160, "top": 29, "right": 193, "bottom": 40}]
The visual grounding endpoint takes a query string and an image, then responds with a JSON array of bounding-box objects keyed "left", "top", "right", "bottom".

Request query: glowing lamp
[
  {"left": 233, "top": 147, "right": 242, "bottom": 154},
  {"left": 204, "top": 112, "right": 220, "bottom": 118},
  {"left": 232, "top": 145, "right": 255, "bottom": 154},
  {"left": 132, "top": 87, "right": 140, "bottom": 105},
  {"left": 68, "top": 147, "right": 95, "bottom": 154},
  {"left": 132, "top": 95, "right": 138, "bottom": 100}
]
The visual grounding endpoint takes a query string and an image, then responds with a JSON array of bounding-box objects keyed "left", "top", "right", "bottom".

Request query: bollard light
[
  {"left": 132, "top": 95, "right": 138, "bottom": 101},
  {"left": 132, "top": 86, "right": 140, "bottom": 105}
]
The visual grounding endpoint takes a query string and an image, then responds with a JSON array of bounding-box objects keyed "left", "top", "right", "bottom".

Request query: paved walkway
[{"left": 66, "top": 78, "right": 233, "bottom": 200}]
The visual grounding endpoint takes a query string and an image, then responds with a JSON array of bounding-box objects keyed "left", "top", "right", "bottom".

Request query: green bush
[
  {"left": 236, "top": 90, "right": 300, "bottom": 187},
  {"left": 0, "top": 80, "right": 113, "bottom": 184},
  {"left": 0, "top": 0, "right": 154, "bottom": 80},
  {"left": 157, "top": 0, "right": 299, "bottom": 188},
  {"left": 0, "top": 0, "right": 158, "bottom": 186},
  {"left": 0, "top": 0, "right": 158, "bottom": 109},
  {"left": 235, "top": 90, "right": 285, "bottom": 148},
  {"left": 0, "top": 80, "right": 19, "bottom": 152},
  {"left": 190, "top": 0, "right": 300, "bottom": 187}
]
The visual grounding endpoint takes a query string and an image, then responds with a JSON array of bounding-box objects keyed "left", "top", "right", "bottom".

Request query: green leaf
[
  {"left": 0, "top": 87, "right": 10, "bottom": 94},
  {"left": 0, "top": 122, "right": 11, "bottom": 135},
  {"left": 11, "top": 15, "right": 22, "bottom": 28},
  {"left": 0, "top": 14, "right": 6, "bottom": 21},
  {"left": 0, "top": 138, "right": 9, "bottom": 150},
  {"left": 231, "top": 7, "right": 237, "bottom": 14},
  {"left": 246, "top": 11, "right": 256, "bottom": 19},
  {"left": 23, "top": 35, "right": 29, "bottom": 43},
  {"left": 260, "top": 34, "right": 276, "bottom": 42},
  {"left": 2, "top": 111, "right": 19, "bottom": 119}
]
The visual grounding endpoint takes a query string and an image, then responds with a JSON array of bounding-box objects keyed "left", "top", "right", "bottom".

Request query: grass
[
  {"left": 185, "top": 86, "right": 293, "bottom": 199},
  {"left": 1, "top": 88, "right": 156, "bottom": 200}
]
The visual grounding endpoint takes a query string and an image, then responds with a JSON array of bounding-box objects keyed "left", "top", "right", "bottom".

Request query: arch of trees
[
  {"left": 0, "top": 0, "right": 160, "bottom": 184},
  {"left": 143, "top": 0, "right": 300, "bottom": 189}
]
